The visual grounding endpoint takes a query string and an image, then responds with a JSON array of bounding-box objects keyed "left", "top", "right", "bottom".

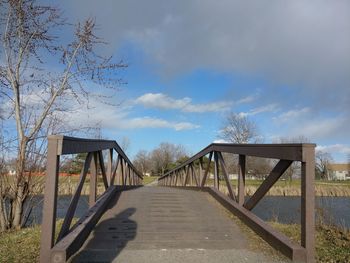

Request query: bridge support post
[
  {"left": 39, "top": 137, "right": 60, "bottom": 263},
  {"left": 301, "top": 148, "right": 315, "bottom": 263}
]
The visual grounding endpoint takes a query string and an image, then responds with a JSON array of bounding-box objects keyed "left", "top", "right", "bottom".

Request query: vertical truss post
[
  {"left": 214, "top": 152, "right": 219, "bottom": 190},
  {"left": 199, "top": 157, "right": 203, "bottom": 187},
  {"left": 238, "top": 155, "right": 246, "bottom": 206},
  {"left": 89, "top": 152, "right": 98, "bottom": 208},
  {"left": 107, "top": 149, "right": 113, "bottom": 186}
]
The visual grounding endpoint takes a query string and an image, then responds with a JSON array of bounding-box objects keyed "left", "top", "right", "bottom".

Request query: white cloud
[
  {"left": 273, "top": 107, "right": 310, "bottom": 123},
  {"left": 213, "top": 139, "right": 228, "bottom": 143},
  {"left": 61, "top": 99, "right": 199, "bottom": 131},
  {"left": 134, "top": 93, "right": 232, "bottom": 113},
  {"left": 239, "top": 103, "right": 279, "bottom": 117},
  {"left": 316, "top": 144, "right": 350, "bottom": 155},
  {"left": 272, "top": 114, "right": 349, "bottom": 142},
  {"left": 61, "top": 1, "right": 350, "bottom": 135},
  {"left": 236, "top": 95, "right": 257, "bottom": 104},
  {"left": 119, "top": 117, "right": 199, "bottom": 131}
]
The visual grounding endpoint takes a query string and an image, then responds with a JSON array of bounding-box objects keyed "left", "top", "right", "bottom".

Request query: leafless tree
[
  {"left": 120, "top": 136, "right": 131, "bottom": 154},
  {"left": 150, "top": 143, "right": 187, "bottom": 176},
  {"left": 133, "top": 150, "right": 151, "bottom": 176},
  {"left": 0, "top": 0, "right": 126, "bottom": 229},
  {"left": 315, "top": 151, "right": 333, "bottom": 180},
  {"left": 219, "top": 112, "right": 259, "bottom": 144}
]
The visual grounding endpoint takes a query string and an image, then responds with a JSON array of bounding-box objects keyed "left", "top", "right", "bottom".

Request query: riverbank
[
  {"left": 214, "top": 179, "right": 350, "bottom": 196},
  {"left": 52, "top": 177, "right": 350, "bottom": 196}
]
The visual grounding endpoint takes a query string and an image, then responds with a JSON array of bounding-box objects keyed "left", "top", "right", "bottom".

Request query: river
[{"left": 26, "top": 195, "right": 350, "bottom": 229}]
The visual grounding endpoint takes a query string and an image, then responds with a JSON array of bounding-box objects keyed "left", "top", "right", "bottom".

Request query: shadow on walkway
[{"left": 72, "top": 207, "right": 137, "bottom": 262}]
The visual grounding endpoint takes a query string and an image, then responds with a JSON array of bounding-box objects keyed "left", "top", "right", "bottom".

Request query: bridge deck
[{"left": 72, "top": 186, "right": 289, "bottom": 263}]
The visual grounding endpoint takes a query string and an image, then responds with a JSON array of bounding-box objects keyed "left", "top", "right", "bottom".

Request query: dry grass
[
  {"left": 212, "top": 179, "right": 350, "bottom": 196},
  {"left": 269, "top": 222, "right": 350, "bottom": 263}
]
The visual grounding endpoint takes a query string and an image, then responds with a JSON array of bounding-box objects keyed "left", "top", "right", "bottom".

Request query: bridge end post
[
  {"left": 39, "top": 137, "right": 60, "bottom": 263},
  {"left": 301, "top": 146, "right": 315, "bottom": 263}
]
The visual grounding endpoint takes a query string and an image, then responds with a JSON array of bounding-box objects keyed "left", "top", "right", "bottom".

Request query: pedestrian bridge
[{"left": 39, "top": 136, "right": 316, "bottom": 263}]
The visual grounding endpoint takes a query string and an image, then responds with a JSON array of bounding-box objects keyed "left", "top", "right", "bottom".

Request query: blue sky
[{"left": 5, "top": 1, "right": 349, "bottom": 161}]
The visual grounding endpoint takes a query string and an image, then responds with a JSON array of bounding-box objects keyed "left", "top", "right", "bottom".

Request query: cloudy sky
[{"left": 49, "top": 1, "right": 349, "bottom": 160}]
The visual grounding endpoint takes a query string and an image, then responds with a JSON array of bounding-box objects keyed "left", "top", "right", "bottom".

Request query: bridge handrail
[
  {"left": 39, "top": 135, "right": 143, "bottom": 263},
  {"left": 159, "top": 143, "right": 315, "bottom": 180},
  {"left": 158, "top": 143, "right": 315, "bottom": 263}
]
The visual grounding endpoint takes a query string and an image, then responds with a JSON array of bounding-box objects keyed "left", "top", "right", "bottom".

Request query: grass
[
  {"left": 142, "top": 176, "right": 159, "bottom": 185},
  {"left": 0, "top": 219, "right": 76, "bottom": 263},
  {"left": 0, "top": 225, "right": 41, "bottom": 263},
  {"left": 269, "top": 222, "right": 350, "bottom": 263}
]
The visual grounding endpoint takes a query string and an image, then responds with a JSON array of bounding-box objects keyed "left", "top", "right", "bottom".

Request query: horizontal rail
[
  {"left": 158, "top": 142, "right": 315, "bottom": 263},
  {"left": 48, "top": 135, "right": 141, "bottom": 179},
  {"left": 159, "top": 143, "right": 315, "bottom": 180}
]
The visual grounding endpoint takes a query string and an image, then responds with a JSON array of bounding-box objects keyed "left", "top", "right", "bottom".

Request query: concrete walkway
[{"left": 72, "top": 186, "right": 289, "bottom": 263}]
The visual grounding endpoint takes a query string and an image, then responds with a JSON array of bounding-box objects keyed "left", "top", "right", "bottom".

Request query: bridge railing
[
  {"left": 39, "top": 135, "right": 143, "bottom": 263},
  {"left": 158, "top": 143, "right": 315, "bottom": 263}
]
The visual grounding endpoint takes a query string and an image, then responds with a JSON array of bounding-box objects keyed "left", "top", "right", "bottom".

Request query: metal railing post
[
  {"left": 214, "top": 152, "right": 219, "bottom": 189},
  {"left": 301, "top": 147, "right": 315, "bottom": 263},
  {"left": 238, "top": 155, "right": 246, "bottom": 206},
  {"left": 89, "top": 152, "right": 98, "bottom": 208},
  {"left": 39, "top": 137, "right": 60, "bottom": 263}
]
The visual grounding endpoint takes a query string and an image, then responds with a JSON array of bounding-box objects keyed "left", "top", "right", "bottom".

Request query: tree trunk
[
  {"left": 12, "top": 139, "right": 28, "bottom": 229},
  {"left": 0, "top": 197, "right": 7, "bottom": 231}
]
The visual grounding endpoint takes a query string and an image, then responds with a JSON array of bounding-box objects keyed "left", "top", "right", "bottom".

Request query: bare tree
[
  {"left": 219, "top": 113, "right": 259, "bottom": 144},
  {"left": 133, "top": 150, "right": 151, "bottom": 176},
  {"left": 315, "top": 151, "right": 333, "bottom": 180},
  {"left": 120, "top": 136, "right": 131, "bottom": 154},
  {"left": 150, "top": 143, "right": 187, "bottom": 176},
  {"left": 0, "top": 0, "right": 126, "bottom": 229}
]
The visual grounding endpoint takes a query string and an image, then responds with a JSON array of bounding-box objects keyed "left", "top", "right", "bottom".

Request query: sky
[{"left": 16, "top": 1, "right": 350, "bottom": 161}]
